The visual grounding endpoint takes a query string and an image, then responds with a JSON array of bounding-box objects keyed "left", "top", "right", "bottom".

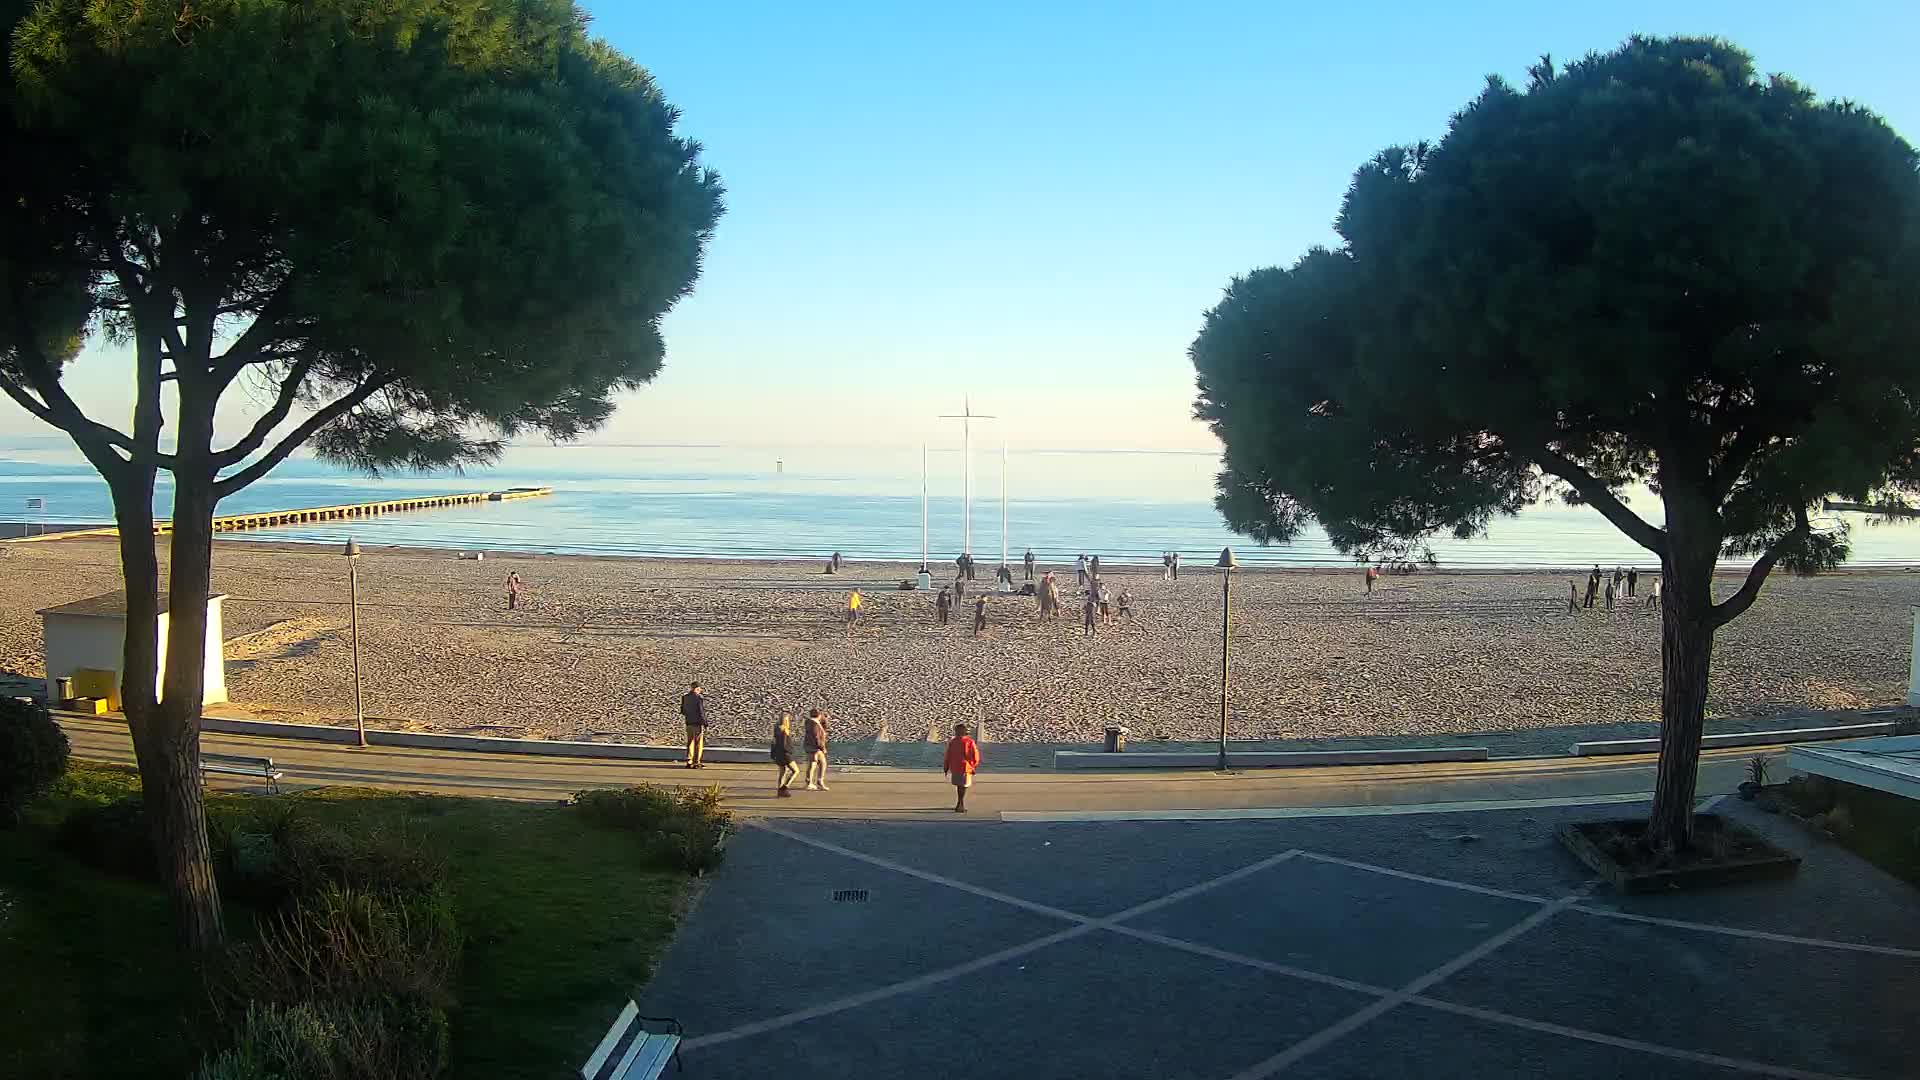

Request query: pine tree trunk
[
  {"left": 113, "top": 474, "right": 225, "bottom": 950},
  {"left": 1646, "top": 531, "right": 1718, "bottom": 852}
]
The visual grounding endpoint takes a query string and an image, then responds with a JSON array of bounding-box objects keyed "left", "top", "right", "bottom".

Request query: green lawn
[{"left": 0, "top": 764, "right": 693, "bottom": 1079}]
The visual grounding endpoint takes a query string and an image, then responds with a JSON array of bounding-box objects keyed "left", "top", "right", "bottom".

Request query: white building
[{"left": 38, "top": 591, "right": 229, "bottom": 707}]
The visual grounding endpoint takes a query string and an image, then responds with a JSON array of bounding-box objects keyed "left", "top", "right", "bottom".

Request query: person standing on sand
[
  {"left": 680, "top": 682, "right": 707, "bottom": 769},
  {"left": 1082, "top": 591, "right": 1098, "bottom": 637},
  {"left": 954, "top": 572, "right": 965, "bottom": 602},
  {"left": 1568, "top": 579, "right": 1578, "bottom": 614},
  {"left": 1365, "top": 565, "right": 1379, "bottom": 595},
  {"left": 1118, "top": 589, "right": 1133, "bottom": 620},
  {"left": 1171, "top": 551, "right": 1180, "bottom": 579},
  {"left": 1024, "top": 548, "right": 1035, "bottom": 581},
  {"left": 506, "top": 571, "right": 523, "bottom": 610},
  {"left": 1075, "top": 554, "right": 1088, "bottom": 586},
  {"left": 771, "top": 713, "right": 800, "bottom": 796},
  {"left": 1604, "top": 577, "right": 1616, "bottom": 611},
  {"left": 832, "top": 551, "right": 843, "bottom": 572},
  {"left": 1648, "top": 577, "right": 1663, "bottom": 609},
  {"left": 1091, "top": 554, "right": 1102, "bottom": 578},
  {"left": 1627, "top": 567, "right": 1638, "bottom": 598},
  {"left": 804, "top": 708, "right": 831, "bottom": 791},
  {"left": 1162, "top": 552, "right": 1173, "bottom": 580},
  {"left": 973, "top": 595, "right": 988, "bottom": 637},
  {"left": 1585, "top": 566, "right": 1601, "bottom": 609},
  {"left": 944, "top": 722, "right": 980, "bottom": 813},
  {"left": 996, "top": 563, "right": 1014, "bottom": 590},
  {"left": 845, "top": 590, "right": 863, "bottom": 639},
  {"left": 936, "top": 585, "right": 953, "bottom": 625}
]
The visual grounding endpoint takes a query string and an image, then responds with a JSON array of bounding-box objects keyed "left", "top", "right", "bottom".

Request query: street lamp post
[
  {"left": 1216, "top": 546, "right": 1237, "bottom": 771},
  {"left": 345, "top": 538, "right": 366, "bottom": 747}
]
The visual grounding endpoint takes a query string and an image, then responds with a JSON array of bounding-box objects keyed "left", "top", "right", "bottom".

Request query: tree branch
[
  {"left": 213, "top": 374, "right": 396, "bottom": 498},
  {"left": 211, "top": 356, "right": 317, "bottom": 467},
  {"left": 210, "top": 284, "right": 295, "bottom": 388},
  {"left": 1533, "top": 445, "right": 1668, "bottom": 555},
  {"left": 1709, "top": 505, "right": 1810, "bottom": 629}
]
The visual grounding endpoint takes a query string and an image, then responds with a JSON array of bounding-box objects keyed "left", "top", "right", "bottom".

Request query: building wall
[{"left": 42, "top": 599, "right": 227, "bottom": 706}]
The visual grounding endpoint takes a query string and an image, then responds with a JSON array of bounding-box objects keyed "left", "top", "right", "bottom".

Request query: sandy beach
[{"left": 2, "top": 535, "right": 1914, "bottom": 744}]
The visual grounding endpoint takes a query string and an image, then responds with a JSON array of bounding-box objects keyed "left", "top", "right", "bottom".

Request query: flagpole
[
  {"left": 1000, "top": 442, "right": 1008, "bottom": 567},
  {"left": 921, "top": 443, "right": 929, "bottom": 571}
]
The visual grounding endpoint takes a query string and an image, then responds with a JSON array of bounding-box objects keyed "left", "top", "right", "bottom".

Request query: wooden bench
[
  {"left": 199, "top": 752, "right": 284, "bottom": 793},
  {"left": 581, "top": 1002, "right": 681, "bottom": 1079}
]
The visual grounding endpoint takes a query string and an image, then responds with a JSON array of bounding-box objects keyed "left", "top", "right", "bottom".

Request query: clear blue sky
[{"left": 20, "top": 0, "right": 1920, "bottom": 454}]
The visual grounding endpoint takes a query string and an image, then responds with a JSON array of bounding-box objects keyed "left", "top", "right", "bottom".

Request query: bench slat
[
  {"left": 582, "top": 1001, "right": 639, "bottom": 1080},
  {"left": 614, "top": 1033, "right": 678, "bottom": 1079}
]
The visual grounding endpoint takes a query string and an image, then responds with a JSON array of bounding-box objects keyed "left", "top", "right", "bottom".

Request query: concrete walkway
[{"left": 62, "top": 714, "right": 1774, "bottom": 817}]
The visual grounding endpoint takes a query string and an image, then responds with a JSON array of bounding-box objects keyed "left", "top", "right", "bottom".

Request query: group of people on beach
[
  {"left": 1570, "top": 564, "right": 1661, "bottom": 613},
  {"left": 681, "top": 681, "right": 982, "bottom": 809}
]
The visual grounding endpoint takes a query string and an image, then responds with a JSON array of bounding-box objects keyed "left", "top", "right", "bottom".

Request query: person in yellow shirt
[{"left": 845, "top": 589, "right": 863, "bottom": 639}]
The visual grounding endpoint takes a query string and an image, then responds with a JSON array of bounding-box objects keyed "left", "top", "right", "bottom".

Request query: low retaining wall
[
  {"left": 1054, "top": 747, "right": 1490, "bottom": 770},
  {"left": 194, "top": 714, "right": 767, "bottom": 763},
  {"left": 1570, "top": 721, "right": 1897, "bottom": 757}
]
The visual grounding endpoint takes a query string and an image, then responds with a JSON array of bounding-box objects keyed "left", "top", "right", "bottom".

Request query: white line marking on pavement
[
  {"left": 1696, "top": 793, "right": 1728, "bottom": 813},
  {"left": 999, "top": 791, "right": 1659, "bottom": 822},
  {"left": 1295, "top": 852, "right": 1550, "bottom": 904},
  {"left": 1102, "top": 925, "right": 1388, "bottom": 998},
  {"left": 1225, "top": 887, "right": 1593, "bottom": 1079},
  {"left": 1408, "top": 997, "right": 1860, "bottom": 1080},
  {"left": 751, "top": 820, "right": 1090, "bottom": 923},
  {"left": 1566, "top": 905, "right": 1920, "bottom": 960},
  {"left": 679, "top": 924, "right": 1095, "bottom": 1052}
]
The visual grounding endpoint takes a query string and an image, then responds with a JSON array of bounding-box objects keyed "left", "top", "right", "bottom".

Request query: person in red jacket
[{"left": 943, "top": 722, "right": 980, "bottom": 813}]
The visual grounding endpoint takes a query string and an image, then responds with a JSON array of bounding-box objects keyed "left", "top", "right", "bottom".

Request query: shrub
[
  {"left": 220, "top": 885, "right": 462, "bottom": 1014},
  {"left": 649, "top": 816, "right": 728, "bottom": 875},
  {"left": 194, "top": 998, "right": 449, "bottom": 1080},
  {"left": 573, "top": 785, "right": 678, "bottom": 831},
  {"left": 54, "top": 796, "right": 154, "bottom": 879},
  {"left": 211, "top": 810, "right": 448, "bottom": 908},
  {"left": 0, "top": 697, "right": 69, "bottom": 823}
]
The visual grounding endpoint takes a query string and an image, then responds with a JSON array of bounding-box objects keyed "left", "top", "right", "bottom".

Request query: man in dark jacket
[{"left": 680, "top": 683, "right": 708, "bottom": 769}]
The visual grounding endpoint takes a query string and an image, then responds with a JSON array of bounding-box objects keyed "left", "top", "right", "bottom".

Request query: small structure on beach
[{"left": 38, "top": 591, "right": 229, "bottom": 708}]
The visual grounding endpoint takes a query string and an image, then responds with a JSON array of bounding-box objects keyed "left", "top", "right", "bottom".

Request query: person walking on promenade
[
  {"left": 1082, "top": 591, "right": 1098, "bottom": 638},
  {"left": 1626, "top": 567, "right": 1638, "bottom": 598},
  {"left": 944, "top": 722, "right": 980, "bottom": 813},
  {"left": 772, "top": 713, "right": 800, "bottom": 796},
  {"left": 845, "top": 589, "right": 863, "bottom": 640},
  {"left": 1075, "top": 554, "right": 1088, "bottom": 586},
  {"left": 1023, "top": 547, "right": 1035, "bottom": 581},
  {"left": 506, "top": 571, "right": 523, "bottom": 610},
  {"left": 973, "top": 595, "right": 988, "bottom": 637},
  {"left": 935, "top": 585, "right": 953, "bottom": 625},
  {"left": 804, "top": 708, "right": 831, "bottom": 791},
  {"left": 680, "top": 682, "right": 707, "bottom": 768}
]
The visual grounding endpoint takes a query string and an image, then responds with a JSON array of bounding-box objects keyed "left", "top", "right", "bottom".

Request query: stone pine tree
[
  {"left": 0, "top": 0, "right": 723, "bottom": 947},
  {"left": 1191, "top": 37, "right": 1920, "bottom": 850}
]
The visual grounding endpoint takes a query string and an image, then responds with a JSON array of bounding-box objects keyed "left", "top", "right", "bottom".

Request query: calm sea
[{"left": 2, "top": 443, "right": 1918, "bottom": 569}]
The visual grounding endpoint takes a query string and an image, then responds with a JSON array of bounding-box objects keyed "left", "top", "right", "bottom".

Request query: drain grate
[{"left": 831, "top": 889, "right": 870, "bottom": 904}]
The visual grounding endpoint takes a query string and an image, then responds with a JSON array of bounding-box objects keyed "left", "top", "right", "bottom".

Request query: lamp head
[
  {"left": 1216, "top": 546, "right": 1237, "bottom": 570},
  {"left": 344, "top": 538, "right": 362, "bottom": 558}
]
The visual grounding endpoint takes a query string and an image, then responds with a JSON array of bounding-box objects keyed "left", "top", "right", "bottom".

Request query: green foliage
[
  {"left": 194, "top": 998, "right": 449, "bottom": 1080},
  {"left": 54, "top": 796, "right": 155, "bottom": 880},
  {"left": 1191, "top": 35, "right": 1920, "bottom": 573},
  {"left": 217, "top": 811, "right": 450, "bottom": 908},
  {"left": 1747, "top": 754, "right": 1774, "bottom": 786},
  {"left": 6, "top": 771, "right": 687, "bottom": 1078},
  {"left": 219, "top": 884, "right": 462, "bottom": 1014},
  {"left": 0, "top": 697, "right": 68, "bottom": 822},
  {"left": 574, "top": 783, "right": 731, "bottom": 873},
  {"left": 573, "top": 784, "right": 680, "bottom": 831},
  {"left": 2, "top": 0, "right": 724, "bottom": 476}
]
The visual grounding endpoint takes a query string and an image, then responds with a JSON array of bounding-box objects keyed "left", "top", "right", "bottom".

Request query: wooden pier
[{"left": 3, "top": 487, "right": 553, "bottom": 543}]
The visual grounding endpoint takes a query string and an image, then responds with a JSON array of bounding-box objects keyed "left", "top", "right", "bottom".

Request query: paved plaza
[{"left": 640, "top": 800, "right": 1920, "bottom": 1079}]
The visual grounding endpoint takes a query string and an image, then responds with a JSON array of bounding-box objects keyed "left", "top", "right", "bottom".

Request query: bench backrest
[{"left": 201, "top": 753, "right": 275, "bottom": 772}]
